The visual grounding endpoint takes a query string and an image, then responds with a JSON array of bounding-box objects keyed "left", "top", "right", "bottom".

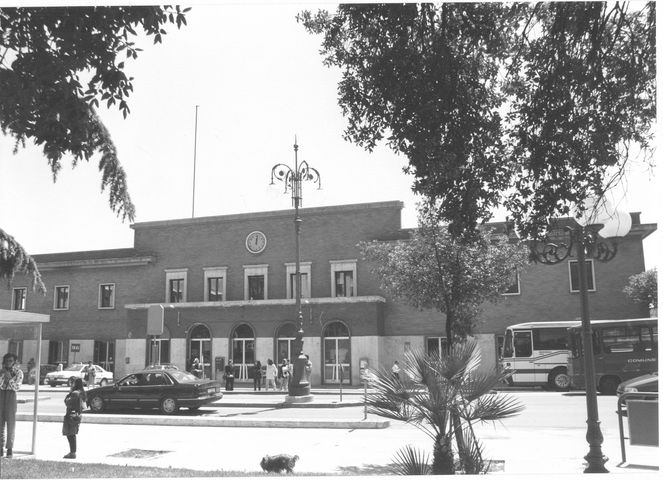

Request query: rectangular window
[
  {"left": 334, "top": 271, "right": 354, "bottom": 297},
  {"left": 248, "top": 275, "right": 265, "bottom": 300},
  {"left": 599, "top": 326, "right": 651, "bottom": 354},
  {"left": 243, "top": 265, "right": 268, "bottom": 300},
  {"left": 207, "top": 277, "right": 224, "bottom": 301},
  {"left": 514, "top": 331, "right": 533, "bottom": 357},
  {"left": 99, "top": 283, "right": 115, "bottom": 309},
  {"left": 169, "top": 278, "right": 184, "bottom": 303},
  {"left": 532, "top": 328, "right": 569, "bottom": 350},
  {"left": 569, "top": 260, "right": 595, "bottom": 292},
  {"left": 11, "top": 288, "right": 26, "bottom": 311},
  {"left": 53, "top": 286, "right": 70, "bottom": 310},
  {"left": 503, "top": 270, "right": 520, "bottom": 295},
  {"left": 289, "top": 273, "right": 310, "bottom": 299},
  {"left": 165, "top": 269, "right": 188, "bottom": 303}
]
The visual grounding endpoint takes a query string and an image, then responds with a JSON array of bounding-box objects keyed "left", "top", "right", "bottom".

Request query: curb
[{"left": 17, "top": 413, "right": 389, "bottom": 429}]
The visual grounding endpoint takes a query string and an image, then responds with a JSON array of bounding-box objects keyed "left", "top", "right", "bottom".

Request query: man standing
[{"left": 0, "top": 353, "right": 23, "bottom": 457}]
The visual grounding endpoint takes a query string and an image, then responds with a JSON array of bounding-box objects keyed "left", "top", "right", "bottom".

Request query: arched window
[
  {"left": 231, "top": 324, "right": 255, "bottom": 380},
  {"left": 276, "top": 323, "right": 297, "bottom": 364},
  {"left": 188, "top": 324, "right": 211, "bottom": 379},
  {"left": 322, "top": 321, "right": 351, "bottom": 385}
]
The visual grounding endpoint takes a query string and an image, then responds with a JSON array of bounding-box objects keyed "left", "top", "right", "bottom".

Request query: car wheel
[
  {"left": 599, "top": 376, "right": 620, "bottom": 395},
  {"left": 49, "top": 381, "right": 57, "bottom": 388},
  {"left": 89, "top": 395, "right": 105, "bottom": 413},
  {"left": 99, "top": 378, "right": 108, "bottom": 386},
  {"left": 548, "top": 367, "right": 571, "bottom": 391},
  {"left": 68, "top": 377, "right": 76, "bottom": 387},
  {"left": 160, "top": 397, "right": 178, "bottom": 415}
]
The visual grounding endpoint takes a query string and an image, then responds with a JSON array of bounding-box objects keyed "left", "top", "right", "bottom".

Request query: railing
[{"left": 616, "top": 391, "right": 658, "bottom": 465}]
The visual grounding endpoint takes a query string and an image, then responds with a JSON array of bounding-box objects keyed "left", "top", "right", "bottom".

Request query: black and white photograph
[{"left": 0, "top": 1, "right": 658, "bottom": 478}]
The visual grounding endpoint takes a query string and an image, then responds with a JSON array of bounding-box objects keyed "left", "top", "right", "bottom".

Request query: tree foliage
[
  {"left": 366, "top": 341, "right": 523, "bottom": 474},
  {"left": 0, "top": 6, "right": 189, "bottom": 291},
  {"left": 299, "top": 3, "right": 655, "bottom": 240},
  {"left": 359, "top": 203, "right": 529, "bottom": 343},
  {"left": 623, "top": 268, "right": 657, "bottom": 309}
]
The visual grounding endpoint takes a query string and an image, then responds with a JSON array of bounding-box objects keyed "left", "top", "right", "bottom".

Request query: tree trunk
[{"left": 431, "top": 433, "right": 455, "bottom": 474}]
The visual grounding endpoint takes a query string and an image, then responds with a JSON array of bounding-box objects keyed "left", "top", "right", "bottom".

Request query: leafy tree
[
  {"left": 366, "top": 341, "right": 523, "bottom": 474},
  {"left": 359, "top": 203, "right": 529, "bottom": 344},
  {"left": 0, "top": 6, "right": 189, "bottom": 291},
  {"left": 623, "top": 268, "right": 657, "bottom": 310},
  {"left": 299, "top": 3, "right": 655, "bottom": 240}
]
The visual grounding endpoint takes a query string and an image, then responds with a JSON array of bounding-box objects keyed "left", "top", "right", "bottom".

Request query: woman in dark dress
[
  {"left": 62, "top": 377, "right": 86, "bottom": 459},
  {"left": 253, "top": 361, "right": 262, "bottom": 391}
]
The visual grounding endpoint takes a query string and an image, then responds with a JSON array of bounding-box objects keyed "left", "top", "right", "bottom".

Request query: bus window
[
  {"left": 503, "top": 330, "right": 514, "bottom": 358},
  {"left": 533, "top": 328, "right": 568, "bottom": 350},
  {"left": 514, "top": 331, "right": 532, "bottom": 357},
  {"left": 600, "top": 326, "right": 642, "bottom": 354}
]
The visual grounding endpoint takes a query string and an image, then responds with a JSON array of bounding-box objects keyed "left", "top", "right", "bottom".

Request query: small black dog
[{"left": 260, "top": 453, "right": 299, "bottom": 473}]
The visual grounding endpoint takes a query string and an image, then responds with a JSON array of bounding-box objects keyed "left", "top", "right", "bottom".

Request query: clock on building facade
[{"left": 245, "top": 231, "right": 267, "bottom": 254}]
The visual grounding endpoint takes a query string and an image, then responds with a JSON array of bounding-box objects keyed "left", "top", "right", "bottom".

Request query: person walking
[
  {"left": 62, "top": 377, "right": 86, "bottom": 459},
  {"left": 0, "top": 353, "right": 23, "bottom": 457},
  {"left": 224, "top": 360, "right": 234, "bottom": 391},
  {"left": 253, "top": 361, "right": 262, "bottom": 391},
  {"left": 265, "top": 359, "right": 277, "bottom": 391},
  {"left": 391, "top": 360, "right": 401, "bottom": 381},
  {"left": 190, "top": 358, "right": 203, "bottom": 379},
  {"left": 84, "top": 361, "right": 96, "bottom": 389},
  {"left": 281, "top": 359, "right": 291, "bottom": 391}
]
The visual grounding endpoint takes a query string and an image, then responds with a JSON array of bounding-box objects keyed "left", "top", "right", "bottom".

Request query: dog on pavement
[{"left": 260, "top": 453, "right": 299, "bottom": 473}]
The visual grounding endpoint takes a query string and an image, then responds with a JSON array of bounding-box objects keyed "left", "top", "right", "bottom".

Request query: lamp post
[
  {"left": 270, "top": 138, "right": 321, "bottom": 399},
  {"left": 529, "top": 199, "right": 631, "bottom": 473}
]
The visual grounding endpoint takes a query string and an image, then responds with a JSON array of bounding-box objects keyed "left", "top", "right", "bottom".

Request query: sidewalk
[{"left": 9, "top": 388, "right": 660, "bottom": 476}]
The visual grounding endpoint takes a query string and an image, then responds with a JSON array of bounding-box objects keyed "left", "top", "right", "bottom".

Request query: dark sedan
[{"left": 86, "top": 369, "right": 222, "bottom": 414}]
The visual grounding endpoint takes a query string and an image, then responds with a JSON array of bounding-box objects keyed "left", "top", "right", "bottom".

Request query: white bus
[{"left": 500, "top": 321, "right": 580, "bottom": 390}]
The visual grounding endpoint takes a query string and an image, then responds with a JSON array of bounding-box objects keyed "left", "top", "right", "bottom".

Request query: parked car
[
  {"left": 617, "top": 372, "right": 658, "bottom": 398},
  {"left": 144, "top": 363, "right": 179, "bottom": 370},
  {"left": 86, "top": 368, "right": 223, "bottom": 414},
  {"left": 44, "top": 363, "right": 113, "bottom": 387}
]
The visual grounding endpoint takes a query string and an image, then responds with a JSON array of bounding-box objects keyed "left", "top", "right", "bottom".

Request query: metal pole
[
  {"left": 31, "top": 323, "right": 42, "bottom": 455},
  {"left": 363, "top": 379, "right": 367, "bottom": 420},
  {"left": 576, "top": 227, "right": 609, "bottom": 473}
]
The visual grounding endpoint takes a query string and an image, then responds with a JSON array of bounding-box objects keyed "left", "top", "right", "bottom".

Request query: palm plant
[{"left": 366, "top": 339, "right": 523, "bottom": 474}]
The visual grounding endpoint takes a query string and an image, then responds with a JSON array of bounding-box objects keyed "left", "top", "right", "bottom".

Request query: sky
[{"left": 0, "top": 2, "right": 659, "bottom": 271}]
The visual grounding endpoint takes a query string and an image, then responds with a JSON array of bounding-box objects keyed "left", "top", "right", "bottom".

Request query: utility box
[
  {"left": 627, "top": 400, "right": 659, "bottom": 446},
  {"left": 215, "top": 356, "right": 225, "bottom": 380}
]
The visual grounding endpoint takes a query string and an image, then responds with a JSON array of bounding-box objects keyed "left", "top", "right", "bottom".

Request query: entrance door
[
  {"left": 231, "top": 324, "right": 255, "bottom": 381},
  {"left": 189, "top": 324, "right": 211, "bottom": 379},
  {"left": 93, "top": 340, "right": 115, "bottom": 373},
  {"left": 323, "top": 321, "right": 351, "bottom": 385},
  {"left": 512, "top": 330, "right": 534, "bottom": 383}
]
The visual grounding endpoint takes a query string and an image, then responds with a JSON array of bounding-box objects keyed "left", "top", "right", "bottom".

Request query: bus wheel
[
  {"left": 599, "top": 376, "right": 620, "bottom": 395},
  {"left": 548, "top": 367, "right": 570, "bottom": 391}
]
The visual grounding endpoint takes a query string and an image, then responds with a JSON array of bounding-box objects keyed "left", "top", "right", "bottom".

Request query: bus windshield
[{"left": 503, "top": 330, "right": 513, "bottom": 358}]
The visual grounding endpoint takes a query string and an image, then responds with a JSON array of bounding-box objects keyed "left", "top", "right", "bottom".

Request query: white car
[{"left": 45, "top": 363, "right": 113, "bottom": 387}]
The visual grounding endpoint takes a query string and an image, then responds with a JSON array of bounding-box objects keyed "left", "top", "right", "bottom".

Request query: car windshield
[
  {"left": 64, "top": 365, "right": 83, "bottom": 372},
  {"left": 168, "top": 370, "right": 199, "bottom": 383}
]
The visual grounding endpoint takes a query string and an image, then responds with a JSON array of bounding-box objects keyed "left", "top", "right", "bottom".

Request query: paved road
[{"left": 10, "top": 389, "right": 660, "bottom": 476}]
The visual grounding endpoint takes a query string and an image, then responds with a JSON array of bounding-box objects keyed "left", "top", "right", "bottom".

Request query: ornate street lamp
[
  {"left": 270, "top": 138, "right": 321, "bottom": 399},
  {"left": 529, "top": 198, "right": 632, "bottom": 473}
]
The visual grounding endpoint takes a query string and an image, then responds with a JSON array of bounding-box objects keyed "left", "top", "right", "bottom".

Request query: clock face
[{"left": 245, "top": 231, "right": 267, "bottom": 254}]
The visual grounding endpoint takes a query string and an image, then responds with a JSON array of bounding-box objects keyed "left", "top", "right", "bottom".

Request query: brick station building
[{"left": 1, "top": 201, "right": 655, "bottom": 385}]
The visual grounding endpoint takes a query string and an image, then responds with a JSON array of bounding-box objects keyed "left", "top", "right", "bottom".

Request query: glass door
[{"left": 323, "top": 337, "right": 351, "bottom": 384}]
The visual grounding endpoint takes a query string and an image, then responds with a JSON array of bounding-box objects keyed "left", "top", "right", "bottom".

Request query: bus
[
  {"left": 568, "top": 317, "right": 658, "bottom": 395},
  {"left": 500, "top": 321, "right": 580, "bottom": 390}
]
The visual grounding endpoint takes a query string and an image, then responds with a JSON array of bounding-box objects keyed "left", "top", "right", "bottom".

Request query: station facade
[{"left": 1, "top": 201, "right": 655, "bottom": 385}]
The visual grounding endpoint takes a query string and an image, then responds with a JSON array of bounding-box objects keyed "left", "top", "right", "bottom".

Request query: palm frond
[
  {"left": 390, "top": 445, "right": 432, "bottom": 475},
  {"left": 460, "top": 393, "right": 525, "bottom": 423},
  {"left": 456, "top": 426, "right": 486, "bottom": 474}
]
